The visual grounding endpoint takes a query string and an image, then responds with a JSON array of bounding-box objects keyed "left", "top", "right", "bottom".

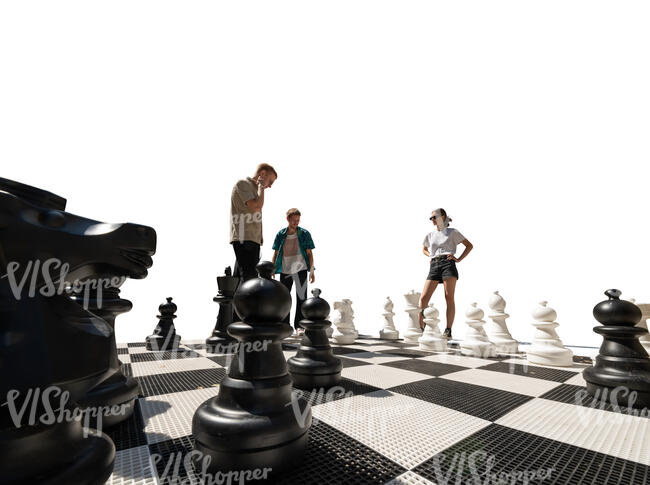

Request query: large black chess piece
[
  {"left": 583, "top": 289, "right": 650, "bottom": 409},
  {"left": 72, "top": 284, "right": 139, "bottom": 427},
  {"left": 288, "top": 289, "right": 342, "bottom": 390},
  {"left": 146, "top": 297, "right": 181, "bottom": 351},
  {"left": 0, "top": 178, "right": 156, "bottom": 484},
  {"left": 206, "top": 266, "right": 240, "bottom": 353},
  {"left": 192, "top": 261, "right": 312, "bottom": 476}
]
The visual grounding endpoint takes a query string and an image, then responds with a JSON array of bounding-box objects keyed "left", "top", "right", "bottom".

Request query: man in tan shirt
[{"left": 230, "top": 163, "right": 277, "bottom": 281}]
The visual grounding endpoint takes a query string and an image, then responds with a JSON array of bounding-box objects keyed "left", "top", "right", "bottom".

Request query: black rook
[{"left": 206, "top": 266, "right": 239, "bottom": 353}]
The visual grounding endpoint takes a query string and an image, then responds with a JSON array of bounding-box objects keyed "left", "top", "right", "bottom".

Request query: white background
[{"left": 1, "top": 1, "right": 648, "bottom": 347}]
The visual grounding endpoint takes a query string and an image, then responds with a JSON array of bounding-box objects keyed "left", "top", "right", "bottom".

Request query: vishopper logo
[
  {"left": 2, "top": 386, "right": 129, "bottom": 437},
  {"left": 288, "top": 386, "right": 355, "bottom": 428},
  {"left": 430, "top": 451, "right": 555, "bottom": 484},
  {"left": 152, "top": 450, "right": 271, "bottom": 485},
  {"left": 231, "top": 212, "right": 262, "bottom": 243},
  {"left": 2, "top": 258, "right": 126, "bottom": 310},
  {"left": 573, "top": 387, "right": 650, "bottom": 425}
]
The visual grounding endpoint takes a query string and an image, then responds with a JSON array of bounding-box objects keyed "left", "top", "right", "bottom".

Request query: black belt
[{"left": 431, "top": 255, "right": 450, "bottom": 261}]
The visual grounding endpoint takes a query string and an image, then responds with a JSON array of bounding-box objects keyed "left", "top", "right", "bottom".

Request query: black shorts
[{"left": 427, "top": 257, "right": 459, "bottom": 282}]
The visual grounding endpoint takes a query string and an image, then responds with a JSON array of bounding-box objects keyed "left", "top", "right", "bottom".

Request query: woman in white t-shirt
[{"left": 419, "top": 208, "right": 473, "bottom": 340}]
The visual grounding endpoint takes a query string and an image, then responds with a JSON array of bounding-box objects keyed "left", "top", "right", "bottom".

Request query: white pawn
[
  {"left": 627, "top": 299, "right": 650, "bottom": 355},
  {"left": 460, "top": 303, "right": 497, "bottom": 358},
  {"left": 487, "top": 291, "right": 519, "bottom": 354},
  {"left": 419, "top": 303, "right": 447, "bottom": 352},
  {"left": 379, "top": 297, "right": 399, "bottom": 340},
  {"left": 527, "top": 301, "right": 573, "bottom": 367},
  {"left": 331, "top": 299, "right": 357, "bottom": 344},
  {"left": 403, "top": 290, "right": 423, "bottom": 343}
]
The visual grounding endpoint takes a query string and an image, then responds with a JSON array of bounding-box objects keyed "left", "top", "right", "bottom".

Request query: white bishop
[
  {"left": 526, "top": 301, "right": 573, "bottom": 367},
  {"left": 379, "top": 297, "right": 399, "bottom": 340},
  {"left": 486, "top": 291, "right": 519, "bottom": 354},
  {"left": 419, "top": 303, "right": 446, "bottom": 351},
  {"left": 460, "top": 303, "right": 497, "bottom": 358}
]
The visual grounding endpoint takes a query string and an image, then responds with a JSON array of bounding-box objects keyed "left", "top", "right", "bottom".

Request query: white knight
[{"left": 331, "top": 299, "right": 357, "bottom": 345}]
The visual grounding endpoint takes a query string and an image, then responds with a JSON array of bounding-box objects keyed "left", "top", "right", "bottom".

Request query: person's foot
[
  {"left": 296, "top": 328, "right": 305, "bottom": 336},
  {"left": 442, "top": 327, "right": 452, "bottom": 339}
]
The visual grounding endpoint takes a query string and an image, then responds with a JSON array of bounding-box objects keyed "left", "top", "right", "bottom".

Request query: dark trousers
[
  {"left": 280, "top": 270, "right": 308, "bottom": 329},
  {"left": 232, "top": 241, "right": 260, "bottom": 282}
]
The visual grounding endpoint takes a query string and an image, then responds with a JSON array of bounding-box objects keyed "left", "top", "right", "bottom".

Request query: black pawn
[
  {"left": 583, "top": 289, "right": 650, "bottom": 409},
  {"left": 192, "top": 261, "right": 312, "bottom": 476},
  {"left": 288, "top": 289, "right": 342, "bottom": 389},
  {"left": 206, "top": 266, "right": 240, "bottom": 353},
  {"left": 146, "top": 297, "right": 181, "bottom": 351}
]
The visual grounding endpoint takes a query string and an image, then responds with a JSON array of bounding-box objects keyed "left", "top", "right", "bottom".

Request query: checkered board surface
[{"left": 106, "top": 337, "right": 650, "bottom": 485}]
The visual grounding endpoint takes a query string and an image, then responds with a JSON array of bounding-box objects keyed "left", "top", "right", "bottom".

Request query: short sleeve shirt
[
  {"left": 423, "top": 228, "right": 465, "bottom": 258},
  {"left": 230, "top": 177, "right": 263, "bottom": 245},
  {"left": 281, "top": 233, "right": 308, "bottom": 274}
]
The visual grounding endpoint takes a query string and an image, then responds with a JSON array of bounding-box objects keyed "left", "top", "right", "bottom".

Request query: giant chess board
[{"left": 106, "top": 337, "right": 650, "bottom": 485}]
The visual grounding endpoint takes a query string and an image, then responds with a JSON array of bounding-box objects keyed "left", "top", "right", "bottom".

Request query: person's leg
[
  {"left": 279, "top": 273, "right": 294, "bottom": 324},
  {"left": 443, "top": 277, "right": 457, "bottom": 330},
  {"left": 233, "top": 241, "right": 260, "bottom": 281},
  {"left": 293, "top": 270, "right": 309, "bottom": 330},
  {"left": 419, "top": 279, "right": 439, "bottom": 330}
]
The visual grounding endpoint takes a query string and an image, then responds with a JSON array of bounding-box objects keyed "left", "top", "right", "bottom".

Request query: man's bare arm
[{"left": 245, "top": 178, "right": 266, "bottom": 211}]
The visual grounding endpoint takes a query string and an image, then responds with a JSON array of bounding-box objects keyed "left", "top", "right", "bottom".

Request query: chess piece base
[
  {"left": 527, "top": 346, "right": 573, "bottom": 367},
  {"left": 290, "top": 371, "right": 343, "bottom": 390},
  {"left": 403, "top": 332, "right": 422, "bottom": 344},
  {"left": 145, "top": 334, "right": 181, "bottom": 351},
  {"left": 331, "top": 334, "right": 356, "bottom": 345},
  {"left": 461, "top": 342, "right": 497, "bottom": 358},
  {"left": 419, "top": 339, "right": 447, "bottom": 352},
  {"left": 494, "top": 341, "right": 519, "bottom": 354},
  {"left": 584, "top": 381, "right": 650, "bottom": 409},
  {"left": 205, "top": 335, "right": 237, "bottom": 354},
  {"left": 79, "top": 372, "right": 139, "bottom": 427},
  {"left": 192, "top": 373, "right": 312, "bottom": 476},
  {"left": 193, "top": 426, "right": 309, "bottom": 476},
  {"left": 2, "top": 421, "right": 115, "bottom": 485},
  {"left": 380, "top": 329, "right": 399, "bottom": 340}
]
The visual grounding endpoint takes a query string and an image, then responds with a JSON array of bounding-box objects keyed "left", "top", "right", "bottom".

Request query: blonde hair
[
  {"left": 433, "top": 208, "right": 452, "bottom": 227},
  {"left": 286, "top": 208, "right": 301, "bottom": 218},
  {"left": 255, "top": 163, "right": 278, "bottom": 178}
]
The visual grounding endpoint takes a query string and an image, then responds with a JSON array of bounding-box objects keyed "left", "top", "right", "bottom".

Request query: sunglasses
[{"left": 429, "top": 215, "right": 437, "bottom": 221}]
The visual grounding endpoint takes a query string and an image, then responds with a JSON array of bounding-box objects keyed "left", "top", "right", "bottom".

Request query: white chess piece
[
  {"left": 460, "top": 303, "right": 497, "bottom": 357},
  {"left": 379, "top": 297, "right": 399, "bottom": 340},
  {"left": 347, "top": 299, "right": 359, "bottom": 339},
  {"left": 331, "top": 299, "right": 357, "bottom": 344},
  {"left": 628, "top": 299, "right": 650, "bottom": 355},
  {"left": 526, "top": 301, "right": 573, "bottom": 367},
  {"left": 403, "top": 290, "right": 423, "bottom": 343},
  {"left": 486, "top": 291, "right": 519, "bottom": 354},
  {"left": 419, "top": 303, "right": 447, "bottom": 351}
]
